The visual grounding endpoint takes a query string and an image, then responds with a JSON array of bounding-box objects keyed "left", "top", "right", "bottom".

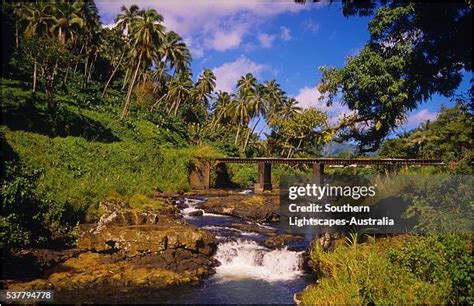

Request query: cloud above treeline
[{"left": 212, "top": 56, "right": 267, "bottom": 93}]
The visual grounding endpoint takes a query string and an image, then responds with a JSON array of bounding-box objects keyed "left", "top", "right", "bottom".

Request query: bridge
[{"left": 189, "top": 157, "right": 444, "bottom": 192}]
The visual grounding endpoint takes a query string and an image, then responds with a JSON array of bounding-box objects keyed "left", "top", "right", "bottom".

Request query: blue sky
[{"left": 96, "top": 0, "right": 471, "bottom": 132}]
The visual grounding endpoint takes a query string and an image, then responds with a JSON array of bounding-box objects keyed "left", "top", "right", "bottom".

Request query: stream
[{"left": 157, "top": 194, "right": 313, "bottom": 304}]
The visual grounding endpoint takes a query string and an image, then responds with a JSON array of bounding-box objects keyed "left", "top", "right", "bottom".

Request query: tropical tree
[
  {"left": 101, "top": 28, "right": 127, "bottom": 97},
  {"left": 318, "top": 1, "right": 472, "bottom": 151},
  {"left": 157, "top": 31, "right": 191, "bottom": 79},
  {"left": 165, "top": 72, "right": 194, "bottom": 115},
  {"left": 280, "top": 98, "right": 302, "bottom": 120},
  {"left": 121, "top": 8, "right": 165, "bottom": 119},
  {"left": 194, "top": 69, "right": 216, "bottom": 107},
  {"left": 211, "top": 91, "right": 233, "bottom": 128},
  {"left": 16, "top": 2, "right": 55, "bottom": 92},
  {"left": 243, "top": 84, "right": 267, "bottom": 151}
]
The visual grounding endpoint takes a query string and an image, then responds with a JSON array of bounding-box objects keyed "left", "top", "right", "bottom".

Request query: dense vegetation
[{"left": 302, "top": 234, "right": 473, "bottom": 304}]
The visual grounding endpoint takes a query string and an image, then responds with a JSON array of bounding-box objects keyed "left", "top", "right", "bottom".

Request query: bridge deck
[{"left": 215, "top": 157, "right": 443, "bottom": 166}]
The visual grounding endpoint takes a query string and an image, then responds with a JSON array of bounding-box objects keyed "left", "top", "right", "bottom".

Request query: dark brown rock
[{"left": 264, "top": 234, "right": 304, "bottom": 248}]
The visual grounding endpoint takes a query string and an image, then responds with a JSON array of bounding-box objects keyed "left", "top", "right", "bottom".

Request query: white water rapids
[
  {"left": 214, "top": 239, "right": 303, "bottom": 282},
  {"left": 178, "top": 196, "right": 305, "bottom": 283}
]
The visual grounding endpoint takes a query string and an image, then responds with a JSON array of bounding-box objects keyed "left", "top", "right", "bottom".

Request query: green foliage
[
  {"left": 378, "top": 103, "right": 473, "bottom": 173},
  {"left": 319, "top": 1, "right": 472, "bottom": 150},
  {"left": 402, "top": 175, "right": 474, "bottom": 233},
  {"left": 1, "top": 162, "right": 83, "bottom": 247},
  {"left": 303, "top": 234, "right": 473, "bottom": 304},
  {"left": 389, "top": 234, "right": 474, "bottom": 304},
  {"left": 227, "top": 164, "right": 257, "bottom": 188}
]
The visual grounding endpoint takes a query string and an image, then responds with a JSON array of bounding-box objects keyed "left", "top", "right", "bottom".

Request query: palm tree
[
  {"left": 194, "top": 69, "right": 216, "bottom": 107},
  {"left": 121, "top": 8, "right": 165, "bottom": 119},
  {"left": 280, "top": 98, "right": 302, "bottom": 120},
  {"left": 211, "top": 91, "right": 232, "bottom": 128},
  {"left": 232, "top": 73, "right": 258, "bottom": 147},
  {"left": 165, "top": 72, "right": 194, "bottom": 115},
  {"left": 237, "top": 73, "right": 257, "bottom": 96},
  {"left": 73, "top": 1, "right": 101, "bottom": 83},
  {"left": 115, "top": 4, "right": 141, "bottom": 89},
  {"left": 156, "top": 31, "right": 191, "bottom": 81},
  {"left": 20, "top": 2, "right": 54, "bottom": 38},
  {"left": 101, "top": 29, "right": 127, "bottom": 97},
  {"left": 243, "top": 84, "right": 268, "bottom": 151},
  {"left": 263, "top": 79, "right": 285, "bottom": 119},
  {"left": 229, "top": 96, "right": 250, "bottom": 146},
  {"left": 17, "top": 2, "right": 55, "bottom": 92},
  {"left": 50, "top": 2, "right": 84, "bottom": 45},
  {"left": 115, "top": 4, "right": 140, "bottom": 36}
]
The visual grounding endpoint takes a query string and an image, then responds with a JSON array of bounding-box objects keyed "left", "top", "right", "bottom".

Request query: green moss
[{"left": 242, "top": 195, "right": 265, "bottom": 207}]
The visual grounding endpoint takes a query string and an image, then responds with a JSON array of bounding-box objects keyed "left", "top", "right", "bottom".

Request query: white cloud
[
  {"left": 212, "top": 56, "right": 266, "bottom": 92},
  {"left": 280, "top": 26, "right": 292, "bottom": 41},
  {"left": 404, "top": 108, "right": 438, "bottom": 128},
  {"left": 302, "top": 19, "right": 320, "bottom": 34},
  {"left": 96, "top": 1, "right": 317, "bottom": 56},
  {"left": 258, "top": 33, "right": 276, "bottom": 48},
  {"left": 294, "top": 85, "right": 352, "bottom": 124},
  {"left": 209, "top": 27, "right": 247, "bottom": 51}
]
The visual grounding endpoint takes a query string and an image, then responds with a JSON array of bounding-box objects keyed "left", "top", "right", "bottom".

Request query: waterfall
[{"left": 214, "top": 239, "right": 303, "bottom": 282}]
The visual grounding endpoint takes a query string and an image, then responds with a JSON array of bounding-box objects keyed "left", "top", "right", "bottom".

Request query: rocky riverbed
[{"left": 3, "top": 198, "right": 217, "bottom": 300}]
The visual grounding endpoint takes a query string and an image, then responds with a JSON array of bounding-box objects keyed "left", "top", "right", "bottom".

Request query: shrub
[{"left": 0, "top": 162, "right": 82, "bottom": 247}]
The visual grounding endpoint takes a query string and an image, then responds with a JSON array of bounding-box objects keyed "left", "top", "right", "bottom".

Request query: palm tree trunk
[
  {"left": 234, "top": 125, "right": 241, "bottom": 145},
  {"left": 84, "top": 54, "right": 89, "bottom": 78},
  {"left": 63, "top": 66, "right": 70, "bottom": 85},
  {"left": 74, "top": 44, "right": 85, "bottom": 74},
  {"left": 173, "top": 93, "right": 181, "bottom": 115},
  {"left": 87, "top": 53, "right": 98, "bottom": 84},
  {"left": 122, "top": 67, "right": 131, "bottom": 90},
  {"left": 15, "top": 22, "right": 19, "bottom": 49},
  {"left": 294, "top": 138, "right": 303, "bottom": 158},
  {"left": 243, "top": 117, "right": 261, "bottom": 151},
  {"left": 102, "top": 52, "right": 125, "bottom": 98},
  {"left": 32, "top": 59, "right": 37, "bottom": 93},
  {"left": 121, "top": 56, "right": 142, "bottom": 120}
]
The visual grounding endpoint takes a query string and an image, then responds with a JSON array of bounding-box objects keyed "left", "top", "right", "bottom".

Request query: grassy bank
[{"left": 301, "top": 234, "right": 473, "bottom": 304}]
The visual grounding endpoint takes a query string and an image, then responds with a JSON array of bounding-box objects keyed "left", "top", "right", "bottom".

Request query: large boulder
[{"left": 202, "top": 194, "right": 280, "bottom": 223}]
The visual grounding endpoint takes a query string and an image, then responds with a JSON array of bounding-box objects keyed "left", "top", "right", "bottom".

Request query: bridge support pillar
[
  {"left": 189, "top": 163, "right": 210, "bottom": 190},
  {"left": 313, "top": 163, "right": 325, "bottom": 185},
  {"left": 255, "top": 162, "right": 272, "bottom": 193}
]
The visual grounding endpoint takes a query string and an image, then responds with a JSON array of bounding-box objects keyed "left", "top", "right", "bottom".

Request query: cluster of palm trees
[
  {"left": 11, "top": 1, "right": 101, "bottom": 98},
  {"left": 10, "top": 2, "right": 204, "bottom": 118},
  {"left": 209, "top": 73, "right": 327, "bottom": 156}
]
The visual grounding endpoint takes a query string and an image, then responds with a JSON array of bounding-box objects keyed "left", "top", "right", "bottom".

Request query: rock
[
  {"left": 8, "top": 252, "right": 198, "bottom": 292},
  {"left": 231, "top": 223, "right": 277, "bottom": 235},
  {"left": 175, "top": 202, "right": 189, "bottom": 209},
  {"left": 188, "top": 210, "right": 203, "bottom": 217},
  {"left": 202, "top": 194, "right": 280, "bottom": 223},
  {"left": 5, "top": 197, "right": 222, "bottom": 296},
  {"left": 78, "top": 224, "right": 217, "bottom": 257},
  {"left": 264, "top": 234, "right": 304, "bottom": 248}
]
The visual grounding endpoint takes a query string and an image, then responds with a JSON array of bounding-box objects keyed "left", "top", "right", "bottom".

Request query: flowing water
[{"left": 155, "top": 195, "right": 313, "bottom": 304}]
